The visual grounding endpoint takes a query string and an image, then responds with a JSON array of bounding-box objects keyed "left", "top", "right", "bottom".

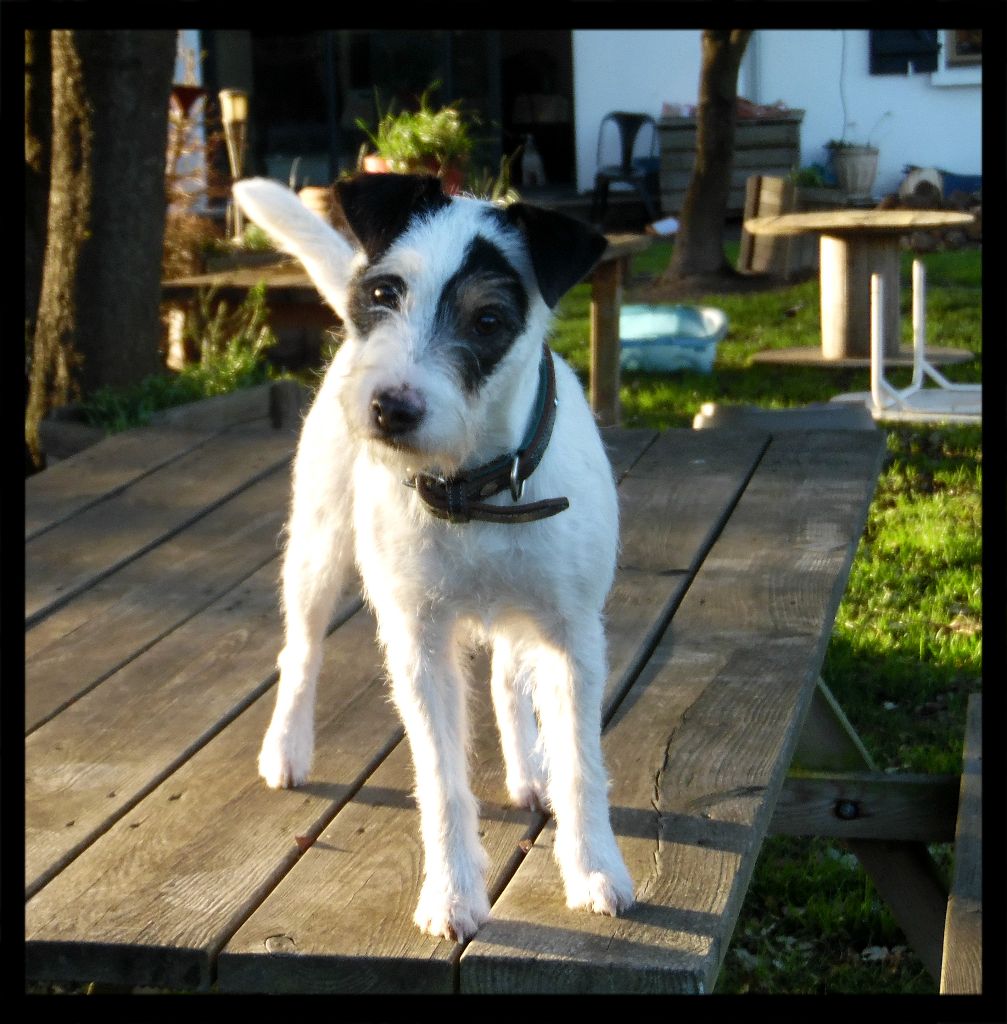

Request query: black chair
[{"left": 590, "top": 112, "right": 660, "bottom": 226}]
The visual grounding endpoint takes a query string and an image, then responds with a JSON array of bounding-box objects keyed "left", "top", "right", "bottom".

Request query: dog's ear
[
  {"left": 504, "top": 203, "right": 608, "bottom": 308},
  {"left": 335, "top": 173, "right": 450, "bottom": 262},
  {"left": 233, "top": 177, "right": 356, "bottom": 320}
]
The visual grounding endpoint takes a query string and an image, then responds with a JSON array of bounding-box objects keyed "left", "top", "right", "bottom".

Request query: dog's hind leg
[
  {"left": 489, "top": 632, "right": 549, "bottom": 812},
  {"left": 259, "top": 367, "right": 357, "bottom": 789},
  {"left": 531, "top": 613, "right": 635, "bottom": 917},
  {"left": 380, "top": 612, "right": 491, "bottom": 942}
]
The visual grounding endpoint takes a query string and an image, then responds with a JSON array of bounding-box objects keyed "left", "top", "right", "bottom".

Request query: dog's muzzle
[{"left": 406, "top": 344, "right": 570, "bottom": 525}]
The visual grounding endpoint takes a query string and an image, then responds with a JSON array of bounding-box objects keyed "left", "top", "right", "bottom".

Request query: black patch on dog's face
[
  {"left": 434, "top": 235, "right": 530, "bottom": 393},
  {"left": 346, "top": 270, "right": 407, "bottom": 338}
]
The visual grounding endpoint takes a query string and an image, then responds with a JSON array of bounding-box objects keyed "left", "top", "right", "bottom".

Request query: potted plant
[
  {"left": 355, "top": 84, "right": 475, "bottom": 194},
  {"left": 825, "top": 111, "right": 892, "bottom": 203}
]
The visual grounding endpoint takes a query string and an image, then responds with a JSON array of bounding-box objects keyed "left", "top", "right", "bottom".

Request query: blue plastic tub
[{"left": 619, "top": 304, "right": 728, "bottom": 374}]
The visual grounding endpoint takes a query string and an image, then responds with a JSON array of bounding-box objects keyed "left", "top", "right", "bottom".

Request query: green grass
[
  {"left": 553, "top": 239, "right": 982, "bottom": 994},
  {"left": 79, "top": 284, "right": 280, "bottom": 433}
]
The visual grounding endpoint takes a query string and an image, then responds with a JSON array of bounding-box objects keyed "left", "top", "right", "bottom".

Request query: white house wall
[
  {"left": 573, "top": 29, "right": 981, "bottom": 200},
  {"left": 572, "top": 30, "right": 703, "bottom": 193}
]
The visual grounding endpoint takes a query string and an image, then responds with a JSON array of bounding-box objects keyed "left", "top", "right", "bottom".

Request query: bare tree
[
  {"left": 660, "top": 29, "right": 752, "bottom": 288},
  {"left": 26, "top": 30, "right": 176, "bottom": 471}
]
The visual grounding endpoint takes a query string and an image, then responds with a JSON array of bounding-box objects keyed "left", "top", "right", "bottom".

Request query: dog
[{"left": 233, "top": 172, "right": 634, "bottom": 943}]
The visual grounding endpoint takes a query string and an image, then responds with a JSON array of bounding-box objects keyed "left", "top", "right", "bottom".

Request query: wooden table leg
[
  {"left": 589, "top": 257, "right": 623, "bottom": 427},
  {"left": 819, "top": 235, "right": 901, "bottom": 360},
  {"left": 784, "top": 678, "right": 949, "bottom": 982}
]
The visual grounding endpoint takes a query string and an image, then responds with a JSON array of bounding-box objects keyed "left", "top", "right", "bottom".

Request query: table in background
[{"left": 744, "top": 210, "right": 975, "bottom": 364}]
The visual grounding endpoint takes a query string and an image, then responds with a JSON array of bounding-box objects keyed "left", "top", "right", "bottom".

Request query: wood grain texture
[
  {"left": 603, "top": 429, "right": 768, "bottom": 714},
  {"left": 940, "top": 693, "right": 982, "bottom": 994},
  {"left": 744, "top": 209, "right": 975, "bottom": 237},
  {"left": 26, "top": 558, "right": 295, "bottom": 895},
  {"left": 769, "top": 771, "right": 959, "bottom": 842},
  {"left": 794, "top": 679, "right": 951, "bottom": 982},
  {"left": 25, "top": 604, "right": 390, "bottom": 990},
  {"left": 460, "top": 430, "right": 886, "bottom": 993},
  {"left": 26, "top": 463, "right": 291, "bottom": 733},
  {"left": 589, "top": 257, "right": 622, "bottom": 427},
  {"left": 25, "top": 424, "right": 218, "bottom": 540},
  {"left": 25, "top": 423, "right": 295, "bottom": 626}
]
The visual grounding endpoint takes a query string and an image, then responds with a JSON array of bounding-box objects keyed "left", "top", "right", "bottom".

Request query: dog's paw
[
  {"left": 414, "top": 882, "right": 491, "bottom": 943},
  {"left": 508, "top": 777, "right": 550, "bottom": 813},
  {"left": 564, "top": 866, "right": 635, "bottom": 917},
  {"left": 258, "top": 728, "right": 311, "bottom": 789}
]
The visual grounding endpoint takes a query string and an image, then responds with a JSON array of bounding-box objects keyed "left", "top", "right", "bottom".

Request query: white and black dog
[{"left": 233, "top": 173, "right": 633, "bottom": 942}]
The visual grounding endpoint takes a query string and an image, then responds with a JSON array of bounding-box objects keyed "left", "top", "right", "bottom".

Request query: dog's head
[{"left": 233, "top": 173, "right": 605, "bottom": 474}]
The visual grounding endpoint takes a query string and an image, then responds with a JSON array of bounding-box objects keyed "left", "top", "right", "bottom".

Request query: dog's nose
[{"left": 370, "top": 387, "right": 426, "bottom": 436}]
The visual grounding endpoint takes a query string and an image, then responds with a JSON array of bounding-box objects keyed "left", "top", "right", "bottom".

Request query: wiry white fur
[{"left": 235, "top": 178, "right": 633, "bottom": 942}]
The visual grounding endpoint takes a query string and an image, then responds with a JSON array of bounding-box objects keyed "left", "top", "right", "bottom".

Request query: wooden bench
[{"left": 28, "top": 397, "right": 949, "bottom": 993}]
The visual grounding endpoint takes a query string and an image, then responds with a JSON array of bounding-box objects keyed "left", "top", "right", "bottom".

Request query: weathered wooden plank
[
  {"left": 216, "top": 431, "right": 769, "bottom": 992},
  {"left": 792, "top": 678, "right": 950, "bottom": 982},
  {"left": 599, "top": 426, "right": 657, "bottom": 481},
  {"left": 25, "top": 604, "right": 389, "bottom": 991},
  {"left": 25, "top": 424, "right": 219, "bottom": 541},
  {"left": 26, "top": 463, "right": 291, "bottom": 733},
  {"left": 25, "top": 423, "right": 295, "bottom": 627},
  {"left": 460, "top": 430, "right": 886, "bottom": 993},
  {"left": 940, "top": 693, "right": 982, "bottom": 995},
  {"left": 603, "top": 429, "right": 768, "bottom": 712},
  {"left": 769, "top": 771, "right": 959, "bottom": 842},
  {"left": 25, "top": 555, "right": 358, "bottom": 898}
]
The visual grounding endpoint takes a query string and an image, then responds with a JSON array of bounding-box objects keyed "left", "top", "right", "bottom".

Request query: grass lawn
[{"left": 553, "top": 239, "right": 982, "bottom": 994}]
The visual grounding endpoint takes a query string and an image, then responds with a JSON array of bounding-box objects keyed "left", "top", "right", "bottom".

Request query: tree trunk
[
  {"left": 26, "top": 30, "right": 176, "bottom": 471},
  {"left": 25, "top": 30, "right": 51, "bottom": 332},
  {"left": 663, "top": 29, "right": 751, "bottom": 283},
  {"left": 26, "top": 30, "right": 91, "bottom": 471}
]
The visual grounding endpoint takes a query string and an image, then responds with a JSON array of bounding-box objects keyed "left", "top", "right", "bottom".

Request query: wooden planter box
[
  {"left": 658, "top": 112, "right": 804, "bottom": 215},
  {"left": 738, "top": 175, "right": 848, "bottom": 280}
]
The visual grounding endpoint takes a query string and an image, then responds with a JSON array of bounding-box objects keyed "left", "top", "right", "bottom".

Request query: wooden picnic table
[
  {"left": 161, "top": 232, "right": 651, "bottom": 432},
  {"left": 743, "top": 210, "right": 975, "bottom": 362},
  {"left": 29, "top": 394, "right": 967, "bottom": 994}
]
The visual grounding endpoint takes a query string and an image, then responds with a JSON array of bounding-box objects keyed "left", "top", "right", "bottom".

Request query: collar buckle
[{"left": 509, "top": 455, "right": 525, "bottom": 502}]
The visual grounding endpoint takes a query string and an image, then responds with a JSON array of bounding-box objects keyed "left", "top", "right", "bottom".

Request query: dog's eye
[
  {"left": 370, "top": 281, "right": 401, "bottom": 310},
  {"left": 472, "top": 311, "right": 502, "bottom": 337}
]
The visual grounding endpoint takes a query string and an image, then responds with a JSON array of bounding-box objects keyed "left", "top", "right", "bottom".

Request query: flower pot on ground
[{"left": 828, "top": 143, "right": 879, "bottom": 202}]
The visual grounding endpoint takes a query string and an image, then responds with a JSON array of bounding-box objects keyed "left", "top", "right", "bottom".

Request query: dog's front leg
[
  {"left": 532, "top": 614, "right": 635, "bottom": 917},
  {"left": 381, "top": 613, "right": 490, "bottom": 942},
  {"left": 259, "top": 370, "right": 357, "bottom": 789}
]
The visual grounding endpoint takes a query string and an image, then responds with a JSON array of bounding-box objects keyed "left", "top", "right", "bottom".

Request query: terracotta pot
[
  {"left": 362, "top": 154, "right": 391, "bottom": 174},
  {"left": 361, "top": 153, "right": 464, "bottom": 194}
]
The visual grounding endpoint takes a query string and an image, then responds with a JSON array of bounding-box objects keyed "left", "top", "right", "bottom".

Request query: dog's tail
[{"left": 233, "top": 178, "right": 356, "bottom": 321}]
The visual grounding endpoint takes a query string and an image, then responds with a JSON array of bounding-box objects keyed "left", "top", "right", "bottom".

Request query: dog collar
[{"left": 406, "top": 344, "right": 570, "bottom": 524}]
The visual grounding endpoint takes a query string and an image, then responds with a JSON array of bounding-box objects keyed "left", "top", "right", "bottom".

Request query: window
[
  {"left": 869, "top": 30, "right": 940, "bottom": 75},
  {"left": 945, "top": 29, "right": 982, "bottom": 68}
]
